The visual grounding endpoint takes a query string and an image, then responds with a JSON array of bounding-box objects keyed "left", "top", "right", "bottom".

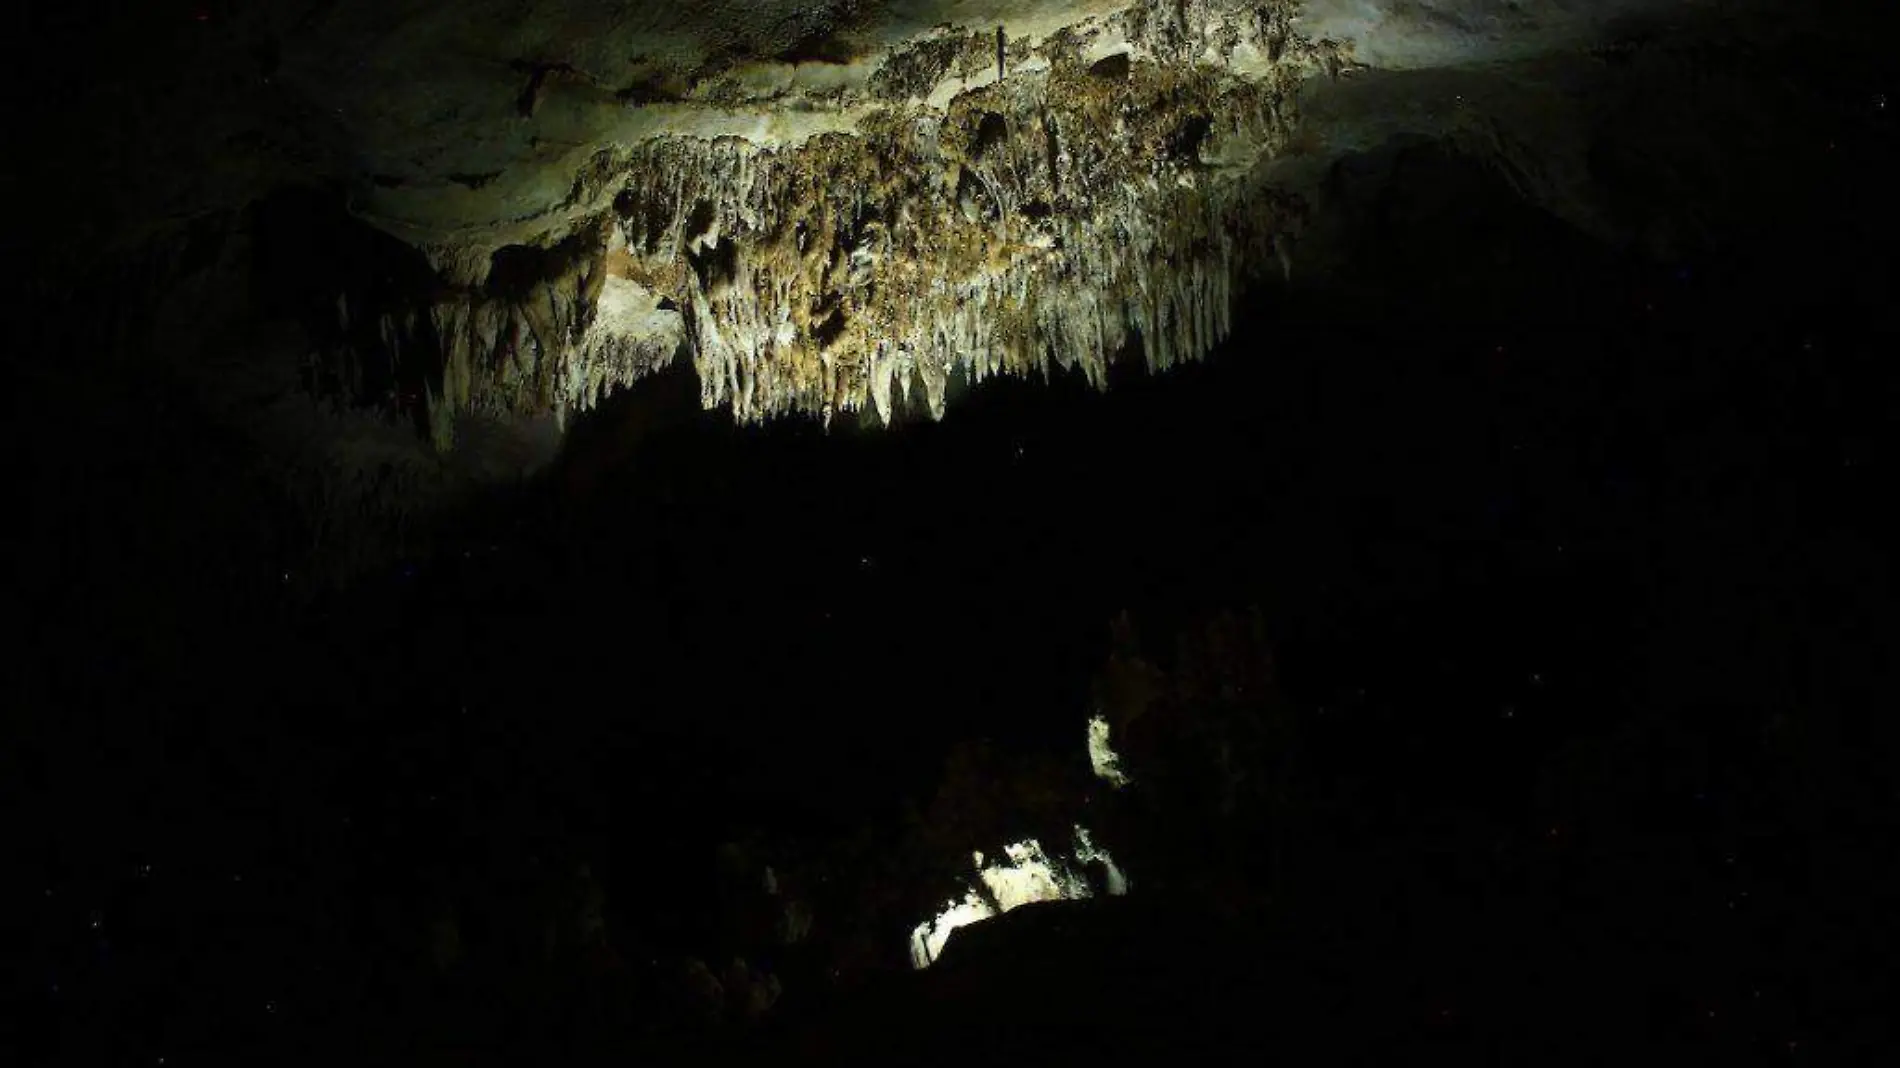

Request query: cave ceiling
[{"left": 36, "top": 0, "right": 1830, "bottom": 451}]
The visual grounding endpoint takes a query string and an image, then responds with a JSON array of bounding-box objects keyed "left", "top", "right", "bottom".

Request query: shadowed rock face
[
  {"left": 21, "top": 0, "right": 1881, "bottom": 502},
  {"left": 284, "top": 0, "right": 1728, "bottom": 443},
  {"left": 28, "top": 2, "right": 1697, "bottom": 437}
]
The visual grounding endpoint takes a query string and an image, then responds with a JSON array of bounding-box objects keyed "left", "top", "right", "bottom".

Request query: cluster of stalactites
[
  {"left": 594, "top": 78, "right": 1299, "bottom": 424},
  {"left": 637, "top": 149, "right": 1256, "bottom": 426},
  {"left": 410, "top": 273, "right": 682, "bottom": 450},
  {"left": 374, "top": 0, "right": 1325, "bottom": 445}
]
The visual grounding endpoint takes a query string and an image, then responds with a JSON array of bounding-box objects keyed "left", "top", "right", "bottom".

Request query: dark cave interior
[{"left": 8, "top": 4, "right": 1899, "bottom": 1066}]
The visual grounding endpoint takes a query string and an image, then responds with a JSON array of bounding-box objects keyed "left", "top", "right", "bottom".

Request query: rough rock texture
[
  {"left": 35, "top": 0, "right": 1838, "bottom": 473},
  {"left": 316, "top": 1, "right": 1337, "bottom": 443}
]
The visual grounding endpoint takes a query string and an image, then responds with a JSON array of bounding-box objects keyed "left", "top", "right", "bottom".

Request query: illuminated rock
[
  {"left": 1087, "top": 714, "right": 1131, "bottom": 788},
  {"left": 1073, "top": 825, "right": 1130, "bottom": 896},
  {"left": 304, "top": 1, "right": 1329, "bottom": 443},
  {"left": 910, "top": 891, "right": 998, "bottom": 969},
  {"left": 909, "top": 825, "right": 1127, "bottom": 969},
  {"left": 32, "top": 0, "right": 1725, "bottom": 475}
]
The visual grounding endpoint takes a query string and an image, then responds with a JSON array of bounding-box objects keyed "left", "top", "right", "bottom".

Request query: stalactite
[{"left": 324, "top": 1, "right": 1327, "bottom": 444}]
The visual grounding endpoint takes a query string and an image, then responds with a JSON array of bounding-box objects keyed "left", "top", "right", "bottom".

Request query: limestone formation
[{"left": 320, "top": 1, "right": 1331, "bottom": 447}]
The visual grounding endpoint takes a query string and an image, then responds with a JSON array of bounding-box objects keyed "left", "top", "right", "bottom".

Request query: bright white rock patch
[
  {"left": 1088, "top": 714, "right": 1131, "bottom": 788},
  {"left": 908, "top": 825, "right": 1128, "bottom": 969}
]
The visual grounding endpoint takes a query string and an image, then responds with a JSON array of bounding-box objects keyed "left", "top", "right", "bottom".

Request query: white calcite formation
[
  {"left": 909, "top": 826, "right": 1129, "bottom": 969},
  {"left": 1087, "top": 714, "right": 1132, "bottom": 788},
  {"left": 332, "top": 1, "right": 1336, "bottom": 447}
]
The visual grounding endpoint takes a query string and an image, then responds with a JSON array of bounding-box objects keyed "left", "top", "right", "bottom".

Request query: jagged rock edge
[{"left": 320, "top": 1, "right": 1337, "bottom": 445}]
